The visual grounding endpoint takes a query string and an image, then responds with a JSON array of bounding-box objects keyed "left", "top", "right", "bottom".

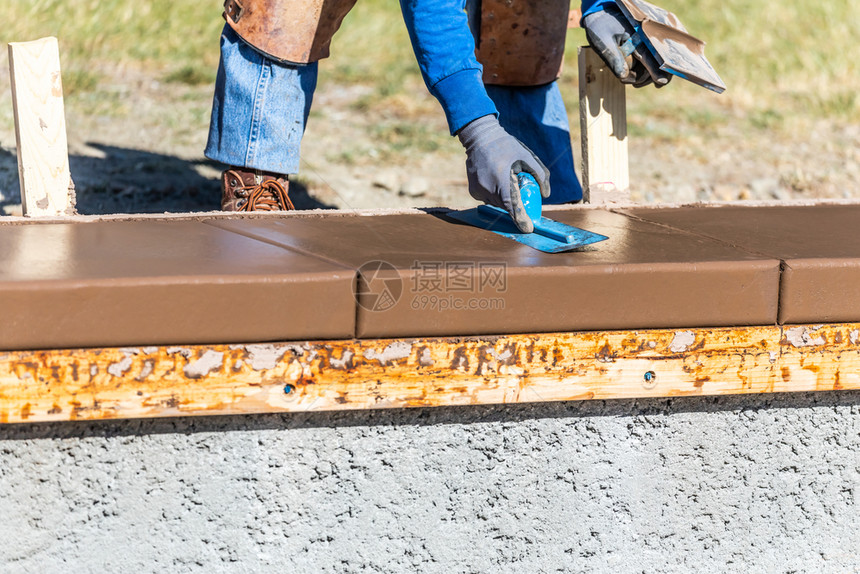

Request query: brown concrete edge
[
  {"left": 206, "top": 210, "right": 783, "bottom": 337},
  {"left": 4, "top": 202, "right": 851, "bottom": 335},
  {"left": 612, "top": 208, "right": 791, "bottom": 326},
  {"left": 0, "top": 275, "right": 358, "bottom": 351},
  {"left": 778, "top": 261, "right": 860, "bottom": 325},
  {"left": 610, "top": 207, "right": 860, "bottom": 327}
]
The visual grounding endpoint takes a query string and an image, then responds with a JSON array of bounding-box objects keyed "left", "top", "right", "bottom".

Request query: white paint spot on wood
[
  {"left": 364, "top": 342, "right": 412, "bottom": 365},
  {"left": 329, "top": 350, "right": 354, "bottom": 370},
  {"left": 107, "top": 356, "right": 133, "bottom": 378},
  {"left": 419, "top": 347, "right": 435, "bottom": 367},
  {"left": 670, "top": 331, "right": 696, "bottom": 353},
  {"left": 245, "top": 344, "right": 287, "bottom": 371},
  {"left": 183, "top": 351, "right": 224, "bottom": 379},
  {"left": 785, "top": 327, "right": 826, "bottom": 348},
  {"left": 491, "top": 348, "right": 513, "bottom": 362},
  {"left": 137, "top": 360, "right": 154, "bottom": 381},
  {"left": 850, "top": 330, "right": 860, "bottom": 345}
]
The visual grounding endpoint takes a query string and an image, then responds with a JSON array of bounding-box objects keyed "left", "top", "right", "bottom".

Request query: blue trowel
[{"left": 447, "top": 173, "right": 609, "bottom": 253}]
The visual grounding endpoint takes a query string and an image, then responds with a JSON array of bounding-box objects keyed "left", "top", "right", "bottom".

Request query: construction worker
[
  {"left": 402, "top": 0, "right": 670, "bottom": 231},
  {"left": 205, "top": 0, "right": 668, "bottom": 227}
]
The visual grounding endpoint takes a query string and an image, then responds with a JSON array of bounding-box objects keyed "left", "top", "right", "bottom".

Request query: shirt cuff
[
  {"left": 580, "top": 0, "right": 615, "bottom": 23},
  {"left": 431, "top": 68, "right": 498, "bottom": 135}
]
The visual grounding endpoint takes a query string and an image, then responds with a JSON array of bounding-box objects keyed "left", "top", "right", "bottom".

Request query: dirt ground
[{"left": 1, "top": 66, "right": 858, "bottom": 215}]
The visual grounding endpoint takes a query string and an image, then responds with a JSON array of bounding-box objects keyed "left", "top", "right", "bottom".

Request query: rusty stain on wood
[{"left": 0, "top": 324, "right": 858, "bottom": 424}]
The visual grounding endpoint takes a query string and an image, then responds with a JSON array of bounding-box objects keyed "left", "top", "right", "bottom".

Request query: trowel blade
[
  {"left": 616, "top": 0, "right": 726, "bottom": 93},
  {"left": 446, "top": 208, "right": 608, "bottom": 254}
]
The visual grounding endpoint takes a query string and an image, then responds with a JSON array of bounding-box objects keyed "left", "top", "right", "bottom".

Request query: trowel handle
[
  {"left": 516, "top": 172, "right": 542, "bottom": 223},
  {"left": 517, "top": 172, "right": 539, "bottom": 194}
]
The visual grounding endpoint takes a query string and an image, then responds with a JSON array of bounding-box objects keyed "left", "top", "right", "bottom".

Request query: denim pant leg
[
  {"left": 205, "top": 25, "right": 318, "bottom": 175},
  {"left": 485, "top": 82, "right": 583, "bottom": 203}
]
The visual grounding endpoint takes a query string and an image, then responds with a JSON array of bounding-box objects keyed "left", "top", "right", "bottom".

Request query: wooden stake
[
  {"left": 8, "top": 37, "right": 75, "bottom": 217},
  {"left": 578, "top": 46, "right": 629, "bottom": 204}
]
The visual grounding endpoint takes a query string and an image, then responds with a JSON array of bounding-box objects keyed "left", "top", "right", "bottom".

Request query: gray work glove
[
  {"left": 457, "top": 115, "right": 550, "bottom": 233},
  {"left": 583, "top": 5, "right": 672, "bottom": 88}
]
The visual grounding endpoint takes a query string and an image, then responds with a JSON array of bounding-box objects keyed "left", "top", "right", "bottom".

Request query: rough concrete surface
[{"left": 1, "top": 393, "right": 858, "bottom": 573}]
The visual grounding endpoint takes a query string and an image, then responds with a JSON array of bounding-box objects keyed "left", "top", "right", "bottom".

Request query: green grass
[
  {"left": 5, "top": 0, "right": 223, "bottom": 69},
  {"left": 5, "top": 0, "right": 858, "bottom": 125},
  {"left": 164, "top": 65, "right": 215, "bottom": 86},
  {"left": 563, "top": 0, "right": 860, "bottom": 125},
  {"left": 324, "top": 1, "right": 421, "bottom": 85}
]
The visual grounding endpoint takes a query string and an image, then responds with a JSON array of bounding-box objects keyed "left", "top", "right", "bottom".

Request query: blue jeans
[
  {"left": 487, "top": 83, "right": 582, "bottom": 203},
  {"left": 206, "top": 25, "right": 581, "bottom": 202},
  {"left": 205, "top": 25, "right": 317, "bottom": 175}
]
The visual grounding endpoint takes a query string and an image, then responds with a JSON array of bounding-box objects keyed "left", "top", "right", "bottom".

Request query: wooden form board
[
  {"left": 8, "top": 37, "right": 75, "bottom": 217},
  {"left": 1, "top": 323, "right": 858, "bottom": 424},
  {"left": 578, "top": 46, "right": 629, "bottom": 204}
]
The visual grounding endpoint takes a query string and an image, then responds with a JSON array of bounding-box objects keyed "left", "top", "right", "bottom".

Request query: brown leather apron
[
  {"left": 475, "top": 0, "right": 572, "bottom": 86},
  {"left": 222, "top": 0, "right": 357, "bottom": 64},
  {"left": 223, "top": 0, "right": 572, "bottom": 83}
]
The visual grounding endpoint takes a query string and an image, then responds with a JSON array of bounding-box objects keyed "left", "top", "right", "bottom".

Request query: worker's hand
[
  {"left": 457, "top": 115, "right": 550, "bottom": 234},
  {"left": 582, "top": 5, "right": 672, "bottom": 88}
]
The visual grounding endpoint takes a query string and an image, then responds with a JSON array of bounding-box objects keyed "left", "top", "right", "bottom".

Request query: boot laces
[{"left": 238, "top": 179, "right": 295, "bottom": 211}]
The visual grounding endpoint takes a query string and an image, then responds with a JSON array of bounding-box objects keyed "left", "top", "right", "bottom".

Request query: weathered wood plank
[
  {"left": 578, "top": 46, "right": 629, "bottom": 204},
  {"left": 8, "top": 37, "right": 75, "bottom": 217},
  {"left": 1, "top": 324, "right": 858, "bottom": 424}
]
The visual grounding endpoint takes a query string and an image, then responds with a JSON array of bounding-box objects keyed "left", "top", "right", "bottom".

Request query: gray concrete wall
[{"left": 1, "top": 392, "right": 858, "bottom": 573}]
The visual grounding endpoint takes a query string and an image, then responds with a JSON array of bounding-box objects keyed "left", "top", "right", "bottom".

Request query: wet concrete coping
[{"left": 1, "top": 201, "right": 860, "bottom": 348}]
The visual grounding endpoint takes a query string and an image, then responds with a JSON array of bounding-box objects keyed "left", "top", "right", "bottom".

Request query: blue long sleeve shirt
[{"left": 399, "top": 0, "right": 613, "bottom": 134}]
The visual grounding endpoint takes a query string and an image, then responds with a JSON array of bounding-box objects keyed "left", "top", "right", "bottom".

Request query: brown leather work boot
[{"left": 221, "top": 167, "right": 295, "bottom": 211}]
